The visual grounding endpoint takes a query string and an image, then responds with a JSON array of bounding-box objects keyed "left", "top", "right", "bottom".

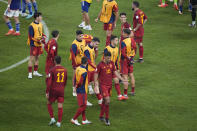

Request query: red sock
[
  {"left": 131, "top": 87, "right": 135, "bottom": 93},
  {"left": 82, "top": 110, "right": 86, "bottom": 121},
  {"left": 58, "top": 107, "right": 63, "bottom": 122},
  {"left": 105, "top": 104, "right": 109, "bottom": 119},
  {"left": 96, "top": 93, "right": 102, "bottom": 100},
  {"left": 100, "top": 102, "right": 105, "bottom": 118},
  {"left": 47, "top": 104, "right": 54, "bottom": 118},
  {"left": 28, "top": 66, "right": 32, "bottom": 73},
  {"left": 124, "top": 89, "right": 128, "bottom": 95},
  {"left": 115, "top": 84, "right": 121, "bottom": 96},
  {"left": 34, "top": 65, "right": 38, "bottom": 71},
  {"left": 139, "top": 46, "right": 143, "bottom": 59},
  {"left": 73, "top": 105, "right": 86, "bottom": 120},
  {"left": 106, "top": 36, "right": 111, "bottom": 46}
]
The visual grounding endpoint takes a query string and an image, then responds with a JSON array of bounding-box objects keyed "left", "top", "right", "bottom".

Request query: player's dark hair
[
  {"left": 76, "top": 30, "right": 83, "bottom": 35},
  {"left": 34, "top": 12, "right": 42, "bottom": 19},
  {"left": 51, "top": 30, "right": 59, "bottom": 38},
  {"left": 133, "top": 1, "right": 140, "bottom": 7},
  {"left": 104, "top": 51, "right": 111, "bottom": 57},
  {"left": 123, "top": 28, "right": 131, "bottom": 35},
  {"left": 120, "top": 12, "right": 127, "bottom": 17},
  {"left": 81, "top": 57, "right": 88, "bottom": 65},
  {"left": 92, "top": 37, "right": 100, "bottom": 43},
  {"left": 110, "top": 35, "right": 118, "bottom": 41},
  {"left": 55, "top": 56, "right": 61, "bottom": 64}
]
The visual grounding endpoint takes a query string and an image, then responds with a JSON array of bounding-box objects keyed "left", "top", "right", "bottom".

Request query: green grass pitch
[{"left": 0, "top": 0, "right": 197, "bottom": 130}]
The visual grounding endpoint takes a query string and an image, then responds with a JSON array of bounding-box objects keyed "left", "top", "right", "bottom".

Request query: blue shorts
[{"left": 81, "top": 1, "right": 90, "bottom": 13}]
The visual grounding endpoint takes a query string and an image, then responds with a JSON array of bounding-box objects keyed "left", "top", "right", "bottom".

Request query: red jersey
[
  {"left": 46, "top": 65, "right": 67, "bottom": 96},
  {"left": 133, "top": 9, "right": 147, "bottom": 37},
  {"left": 45, "top": 39, "right": 58, "bottom": 63},
  {"left": 96, "top": 61, "right": 116, "bottom": 86}
]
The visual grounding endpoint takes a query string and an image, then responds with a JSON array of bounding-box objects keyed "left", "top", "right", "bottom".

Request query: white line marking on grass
[{"left": 0, "top": 0, "right": 50, "bottom": 73}]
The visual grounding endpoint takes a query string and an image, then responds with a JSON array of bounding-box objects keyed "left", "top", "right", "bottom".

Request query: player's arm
[
  {"left": 113, "top": 4, "right": 119, "bottom": 28},
  {"left": 28, "top": 25, "right": 41, "bottom": 43},
  {"left": 7, "top": 0, "right": 11, "bottom": 12},
  {"left": 133, "top": 23, "right": 141, "bottom": 32},
  {"left": 64, "top": 70, "right": 68, "bottom": 87},
  {"left": 143, "top": 13, "right": 148, "bottom": 25},
  {"left": 94, "top": 64, "right": 101, "bottom": 90},
  {"left": 46, "top": 72, "right": 53, "bottom": 98},
  {"left": 121, "top": 42, "right": 130, "bottom": 60},
  {"left": 84, "top": 50, "right": 96, "bottom": 69},
  {"left": 49, "top": 45, "right": 57, "bottom": 58},
  {"left": 70, "top": 44, "right": 79, "bottom": 68},
  {"left": 95, "top": 8, "right": 102, "bottom": 22}
]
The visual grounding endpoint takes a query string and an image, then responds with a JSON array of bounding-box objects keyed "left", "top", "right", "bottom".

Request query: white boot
[
  {"left": 33, "top": 71, "right": 43, "bottom": 77},
  {"left": 28, "top": 73, "right": 32, "bottom": 79},
  {"left": 83, "top": 25, "right": 92, "bottom": 30},
  {"left": 71, "top": 119, "right": 81, "bottom": 126},
  {"left": 88, "top": 85, "right": 94, "bottom": 95},
  {"left": 87, "top": 100, "right": 93, "bottom": 106},
  {"left": 56, "top": 122, "right": 61, "bottom": 127},
  {"left": 48, "top": 118, "right": 56, "bottom": 126},
  {"left": 78, "top": 21, "right": 85, "bottom": 28}
]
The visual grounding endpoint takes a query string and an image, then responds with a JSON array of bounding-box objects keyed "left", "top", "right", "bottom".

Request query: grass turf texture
[{"left": 0, "top": 0, "right": 197, "bottom": 130}]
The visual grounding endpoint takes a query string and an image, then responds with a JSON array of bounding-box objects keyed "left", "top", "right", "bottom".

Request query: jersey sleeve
[
  {"left": 46, "top": 71, "right": 53, "bottom": 93},
  {"left": 70, "top": 44, "right": 78, "bottom": 68},
  {"left": 76, "top": 72, "right": 87, "bottom": 88},
  {"left": 96, "top": 63, "right": 101, "bottom": 75},
  {"left": 113, "top": 3, "right": 118, "bottom": 12}
]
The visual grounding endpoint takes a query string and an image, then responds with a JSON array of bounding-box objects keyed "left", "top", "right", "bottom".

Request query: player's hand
[
  {"left": 7, "top": 7, "right": 11, "bottom": 12},
  {"left": 95, "top": 18, "right": 99, "bottom": 23},
  {"left": 46, "top": 93, "right": 49, "bottom": 99},
  {"left": 114, "top": 23, "right": 117, "bottom": 28}
]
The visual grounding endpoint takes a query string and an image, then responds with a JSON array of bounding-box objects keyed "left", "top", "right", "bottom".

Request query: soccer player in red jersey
[
  {"left": 95, "top": 0, "right": 119, "bottom": 46},
  {"left": 46, "top": 56, "right": 67, "bottom": 128},
  {"left": 71, "top": 57, "right": 92, "bottom": 126},
  {"left": 45, "top": 30, "right": 59, "bottom": 75},
  {"left": 94, "top": 51, "right": 127, "bottom": 126},
  {"left": 132, "top": 1, "right": 147, "bottom": 63},
  {"left": 120, "top": 29, "right": 137, "bottom": 98},
  {"left": 120, "top": 13, "right": 132, "bottom": 45}
]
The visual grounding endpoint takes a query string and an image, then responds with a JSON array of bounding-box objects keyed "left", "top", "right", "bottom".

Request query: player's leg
[
  {"left": 188, "top": 0, "right": 193, "bottom": 12},
  {"left": 31, "top": 0, "right": 38, "bottom": 13},
  {"left": 21, "top": 0, "right": 28, "bottom": 17},
  {"left": 104, "top": 96, "right": 110, "bottom": 126},
  {"left": 113, "top": 77, "right": 123, "bottom": 100},
  {"left": 26, "top": 0, "right": 34, "bottom": 19},
  {"left": 174, "top": 0, "right": 178, "bottom": 10},
  {"left": 28, "top": 55, "right": 35, "bottom": 79},
  {"left": 138, "top": 42, "right": 144, "bottom": 63},
  {"left": 179, "top": 0, "right": 184, "bottom": 14},
  {"left": 106, "top": 29, "right": 112, "bottom": 46},
  {"left": 158, "top": 0, "right": 168, "bottom": 7},
  {"left": 79, "top": 1, "right": 86, "bottom": 28},
  {"left": 189, "top": 7, "right": 197, "bottom": 27},
  {"left": 56, "top": 102, "right": 63, "bottom": 127},
  {"left": 13, "top": 16, "right": 21, "bottom": 36},
  {"left": 47, "top": 100, "right": 56, "bottom": 126},
  {"left": 3, "top": 10, "right": 15, "bottom": 35},
  {"left": 33, "top": 54, "right": 43, "bottom": 77},
  {"left": 129, "top": 72, "right": 135, "bottom": 96},
  {"left": 83, "top": 12, "right": 92, "bottom": 30},
  {"left": 72, "top": 69, "right": 77, "bottom": 96},
  {"left": 122, "top": 74, "right": 129, "bottom": 99}
]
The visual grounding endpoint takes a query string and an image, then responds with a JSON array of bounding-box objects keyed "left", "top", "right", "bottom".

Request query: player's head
[
  {"left": 55, "top": 56, "right": 61, "bottom": 65},
  {"left": 120, "top": 12, "right": 127, "bottom": 23},
  {"left": 123, "top": 28, "right": 131, "bottom": 38},
  {"left": 104, "top": 51, "right": 111, "bottom": 63},
  {"left": 76, "top": 30, "right": 83, "bottom": 41},
  {"left": 81, "top": 57, "right": 88, "bottom": 66},
  {"left": 34, "top": 12, "right": 42, "bottom": 22},
  {"left": 52, "top": 30, "right": 59, "bottom": 39},
  {"left": 132, "top": 1, "right": 140, "bottom": 11},
  {"left": 110, "top": 35, "right": 118, "bottom": 46},
  {"left": 91, "top": 37, "right": 100, "bottom": 48}
]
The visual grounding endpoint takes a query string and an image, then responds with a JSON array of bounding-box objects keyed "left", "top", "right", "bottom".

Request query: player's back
[{"left": 50, "top": 66, "right": 67, "bottom": 94}]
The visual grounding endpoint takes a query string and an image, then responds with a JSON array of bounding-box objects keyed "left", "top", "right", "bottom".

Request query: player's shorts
[
  {"left": 45, "top": 60, "right": 55, "bottom": 74},
  {"left": 4, "top": 9, "right": 20, "bottom": 18},
  {"left": 81, "top": 1, "right": 91, "bottom": 13},
  {"left": 104, "top": 23, "right": 114, "bottom": 31},
  {"left": 77, "top": 93, "right": 87, "bottom": 106},
  {"left": 88, "top": 71, "right": 95, "bottom": 83},
  {"left": 30, "top": 46, "right": 43, "bottom": 56},
  {"left": 134, "top": 36, "right": 143, "bottom": 43},
  {"left": 49, "top": 90, "right": 64, "bottom": 103},
  {"left": 100, "top": 85, "right": 112, "bottom": 98},
  {"left": 120, "top": 60, "right": 134, "bottom": 75}
]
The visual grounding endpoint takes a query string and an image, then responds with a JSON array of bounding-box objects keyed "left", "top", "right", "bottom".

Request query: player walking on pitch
[
  {"left": 27, "top": 12, "right": 46, "bottom": 79},
  {"left": 3, "top": 0, "right": 21, "bottom": 36},
  {"left": 95, "top": 0, "right": 119, "bottom": 46},
  {"left": 78, "top": 0, "right": 99, "bottom": 30},
  {"left": 132, "top": 1, "right": 147, "bottom": 63},
  {"left": 46, "top": 56, "right": 67, "bottom": 128},
  {"left": 120, "top": 29, "right": 136, "bottom": 98},
  {"left": 71, "top": 57, "right": 92, "bottom": 126},
  {"left": 104, "top": 35, "right": 124, "bottom": 100},
  {"left": 94, "top": 51, "right": 127, "bottom": 126}
]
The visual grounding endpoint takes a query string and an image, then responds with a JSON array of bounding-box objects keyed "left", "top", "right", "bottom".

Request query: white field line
[{"left": 0, "top": 0, "right": 49, "bottom": 73}]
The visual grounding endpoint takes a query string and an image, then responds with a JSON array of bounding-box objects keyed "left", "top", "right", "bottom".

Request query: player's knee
[
  {"left": 139, "top": 43, "right": 143, "bottom": 46},
  {"left": 58, "top": 103, "right": 63, "bottom": 108},
  {"left": 113, "top": 78, "right": 119, "bottom": 84}
]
